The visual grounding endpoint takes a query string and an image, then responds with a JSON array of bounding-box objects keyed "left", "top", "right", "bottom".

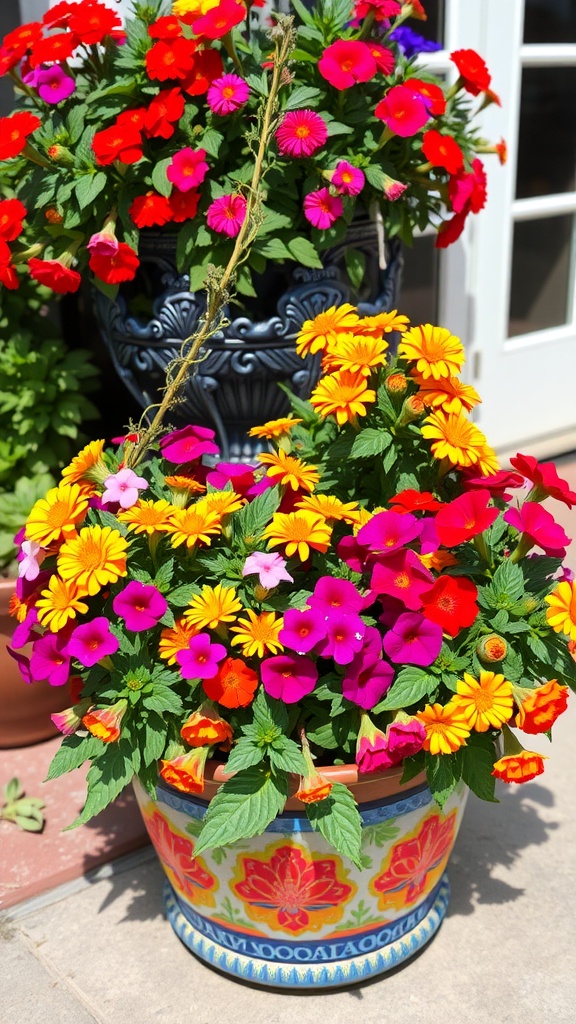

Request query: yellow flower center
[
  {"left": 295, "top": 125, "right": 311, "bottom": 138},
  {"left": 46, "top": 499, "right": 75, "bottom": 529}
]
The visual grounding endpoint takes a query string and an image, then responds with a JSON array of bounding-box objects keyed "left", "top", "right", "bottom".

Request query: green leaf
[
  {"left": 344, "top": 247, "right": 366, "bottom": 291},
  {"left": 234, "top": 485, "right": 280, "bottom": 544},
  {"left": 142, "top": 682, "right": 183, "bottom": 716},
  {"left": 225, "top": 739, "right": 265, "bottom": 773},
  {"left": 350, "top": 428, "right": 392, "bottom": 459},
  {"left": 193, "top": 767, "right": 288, "bottom": 855},
  {"left": 75, "top": 171, "right": 107, "bottom": 210},
  {"left": 306, "top": 782, "right": 363, "bottom": 868},
  {"left": 287, "top": 236, "right": 323, "bottom": 269},
  {"left": 284, "top": 86, "right": 323, "bottom": 110},
  {"left": 153, "top": 558, "right": 174, "bottom": 593},
  {"left": 461, "top": 741, "right": 498, "bottom": 802},
  {"left": 425, "top": 751, "right": 462, "bottom": 809},
  {"left": 201, "top": 128, "right": 224, "bottom": 158},
  {"left": 45, "top": 734, "right": 104, "bottom": 781},
  {"left": 364, "top": 164, "right": 386, "bottom": 190},
  {"left": 490, "top": 560, "right": 526, "bottom": 604},
  {"left": 375, "top": 667, "right": 434, "bottom": 712},
  {"left": 67, "top": 742, "right": 135, "bottom": 827},
  {"left": 269, "top": 740, "right": 307, "bottom": 775},
  {"left": 98, "top": 509, "right": 127, "bottom": 535},
  {"left": 151, "top": 157, "right": 172, "bottom": 197},
  {"left": 168, "top": 582, "right": 202, "bottom": 606}
]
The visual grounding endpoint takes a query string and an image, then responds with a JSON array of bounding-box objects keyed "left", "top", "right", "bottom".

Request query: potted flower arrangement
[{"left": 0, "top": 0, "right": 504, "bottom": 456}]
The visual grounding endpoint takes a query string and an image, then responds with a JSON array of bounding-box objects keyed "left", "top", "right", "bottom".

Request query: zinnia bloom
[
  {"left": 206, "top": 194, "right": 247, "bottom": 237},
  {"left": 164, "top": 503, "right": 222, "bottom": 549},
  {"left": 310, "top": 369, "right": 376, "bottom": 424},
  {"left": 230, "top": 609, "right": 284, "bottom": 658},
  {"left": 296, "top": 493, "right": 360, "bottom": 523},
  {"left": 260, "top": 653, "right": 318, "bottom": 703},
  {"left": 415, "top": 374, "right": 481, "bottom": 415},
  {"left": 450, "top": 671, "right": 514, "bottom": 732},
  {"left": 207, "top": 73, "right": 250, "bottom": 114},
  {"left": 296, "top": 304, "right": 359, "bottom": 357},
  {"left": 159, "top": 617, "right": 199, "bottom": 664},
  {"left": 303, "top": 188, "right": 343, "bottom": 230},
  {"left": 82, "top": 699, "right": 128, "bottom": 744},
  {"left": 184, "top": 582, "right": 242, "bottom": 630},
  {"left": 203, "top": 656, "right": 258, "bottom": 708},
  {"left": 89, "top": 242, "right": 140, "bottom": 284},
  {"left": 514, "top": 680, "right": 569, "bottom": 734},
  {"left": 167, "top": 147, "right": 209, "bottom": 192},
  {"left": 422, "top": 409, "right": 491, "bottom": 469},
  {"left": 262, "top": 510, "right": 332, "bottom": 561},
  {"left": 258, "top": 450, "right": 319, "bottom": 492},
  {"left": 416, "top": 702, "right": 471, "bottom": 755},
  {"left": 35, "top": 575, "right": 89, "bottom": 633},
  {"left": 26, "top": 482, "right": 88, "bottom": 547},
  {"left": 117, "top": 499, "right": 175, "bottom": 535},
  {"left": 57, "top": 525, "right": 128, "bottom": 596},
  {"left": 275, "top": 110, "right": 328, "bottom": 158},
  {"left": 399, "top": 323, "right": 465, "bottom": 380},
  {"left": 318, "top": 39, "right": 377, "bottom": 90},
  {"left": 322, "top": 333, "right": 388, "bottom": 376},
  {"left": 545, "top": 580, "right": 576, "bottom": 640},
  {"left": 112, "top": 581, "right": 168, "bottom": 632}
]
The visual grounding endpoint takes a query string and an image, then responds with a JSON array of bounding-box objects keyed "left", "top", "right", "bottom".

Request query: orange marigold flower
[
  {"left": 421, "top": 409, "right": 490, "bottom": 469},
  {"left": 158, "top": 617, "right": 199, "bottom": 664},
  {"left": 26, "top": 482, "right": 88, "bottom": 547},
  {"left": 262, "top": 510, "right": 332, "bottom": 561},
  {"left": 514, "top": 680, "right": 569, "bottom": 734},
  {"left": 258, "top": 449, "right": 320, "bottom": 492},
  {"left": 322, "top": 333, "right": 388, "bottom": 377},
  {"left": 355, "top": 310, "right": 410, "bottom": 338},
  {"left": 61, "top": 440, "right": 106, "bottom": 485},
  {"left": 296, "top": 493, "right": 360, "bottom": 523},
  {"left": 416, "top": 702, "right": 471, "bottom": 755},
  {"left": 159, "top": 746, "right": 210, "bottom": 794},
  {"left": 450, "top": 671, "right": 514, "bottom": 732},
  {"left": 545, "top": 580, "right": 576, "bottom": 640},
  {"left": 117, "top": 498, "right": 176, "bottom": 534},
  {"left": 202, "top": 656, "right": 259, "bottom": 708},
  {"left": 419, "top": 549, "right": 458, "bottom": 572},
  {"left": 35, "top": 575, "right": 89, "bottom": 633},
  {"left": 399, "top": 323, "right": 465, "bottom": 380},
  {"left": 82, "top": 699, "right": 128, "bottom": 744},
  {"left": 201, "top": 490, "right": 245, "bottom": 516},
  {"left": 230, "top": 609, "right": 284, "bottom": 658},
  {"left": 492, "top": 750, "right": 547, "bottom": 784},
  {"left": 57, "top": 525, "right": 128, "bottom": 596},
  {"left": 310, "top": 369, "right": 376, "bottom": 425},
  {"left": 295, "top": 304, "right": 360, "bottom": 357},
  {"left": 184, "top": 582, "right": 242, "bottom": 630},
  {"left": 164, "top": 501, "right": 222, "bottom": 549},
  {"left": 180, "top": 702, "right": 233, "bottom": 748},
  {"left": 413, "top": 373, "right": 481, "bottom": 414},
  {"left": 248, "top": 416, "right": 303, "bottom": 439}
]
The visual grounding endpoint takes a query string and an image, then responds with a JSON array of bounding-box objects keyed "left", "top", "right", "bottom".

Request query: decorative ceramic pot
[
  {"left": 134, "top": 762, "right": 468, "bottom": 989},
  {"left": 92, "top": 221, "right": 403, "bottom": 461}
]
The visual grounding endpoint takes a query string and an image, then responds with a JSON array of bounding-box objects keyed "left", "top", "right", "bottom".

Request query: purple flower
[
  {"left": 176, "top": 633, "right": 227, "bottom": 680},
  {"left": 242, "top": 551, "right": 293, "bottom": 589},
  {"left": 261, "top": 653, "right": 318, "bottom": 703},
  {"left": 30, "top": 633, "right": 71, "bottom": 686},
  {"left": 382, "top": 612, "right": 443, "bottom": 667},
  {"left": 342, "top": 628, "right": 394, "bottom": 709},
  {"left": 370, "top": 549, "right": 433, "bottom": 611},
  {"left": 37, "top": 64, "right": 76, "bottom": 104},
  {"left": 112, "top": 581, "right": 168, "bottom": 632},
  {"left": 159, "top": 424, "right": 219, "bottom": 464},
  {"left": 66, "top": 617, "right": 120, "bottom": 668},
  {"left": 6, "top": 647, "right": 33, "bottom": 685},
  {"left": 309, "top": 575, "right": 364, "bottom": 615},
  {"left": 389, "top": 26, "right": 443, "bottom": 58},
  {"left": 357, "top": 510, "right": 422, "bottom": 555},
  {"left": 279, "top": 606, "right": 327, "bottom": 654},
  {"left": 102, "top": 467, "right": 148, "bottom": 509},
  {"left": 316, "top": 611, "right": 365, "bottom": 665},
  {"left": 11, "top": 608, "right": 39, "bottom": 650}
]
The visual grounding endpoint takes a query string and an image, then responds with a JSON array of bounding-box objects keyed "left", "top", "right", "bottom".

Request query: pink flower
[
  {"left": 331, "top": 161, "right": 365, "bottom": 196},
  {"left": 356, "top": 714, "right": 426, "bottom": 772},
  {"left": 177, "top": 633, "right": 227, "bottom": 680},
  {"left": 279, "top": 607, "right": 327, "bottom": 654},
  {"left": 383, "top": 173, "right": 408, "bottom": 200},
  {"left": 207, "top": 73, "right": 250, "bottom": 115},
  {"left": 355, "top": 714, "right": 392, "bottom": 774},
  {"left": 167, "top": 147, "right": 209, "bottom": 192},
  {"left": 342, "top": 627, "right": 394, "bottom": 710},
  {"left": 36, "top": 64, "right": 76, "bottom": 104},
  {"left": 86, "top": 230, "right": 119, "bottom": 257},
  {"left": 316, "top": 610, "right": 365, "bottom": 664},
  {"left": 206, "top": 194, "right": 247, "bottom": 237},
  {"left": 371, "top": 549, "right": 434, "bottom": 611},
  {"left": 357, "top": 509, "right": 422, "bottom": 554},
  {"left": 303, "top": 188, "right": 343, "bottom": 230},
  {"left": 275, "top": 110, "right": 328, "bottom": 158},
  {"left": 374, "top": 84, "right": 430, "bottom": 137},
  {"left": 18, "top": 539, "right": 46, "bottom": 581},
  {"left": 385, "top": 718, "right": 427, "bottom": 762},
  {"left": 66, "top": 616, "right": 119, "bottom": 668},
  {"left": 30, "top": 633, "right": 71, "bottom": 686},
  {"left": 7, "top": 647, "right": 33, "bottom": 685},
  {"left": 102, "top": 467, "right": 148, "bottom": 509},
  {"left": 112, "top": 581, "right": 168, "bottom": 632},
  {"left": 504, "top": 502, "right": 570, "bottom": 558},
  {"left": 382, "top": 611, "right": 443, "bottom": 667},
  {"left": 309, "top": 575, "right": 364, "bottom": 616},
  {"left": 318, "top": 39, "right": 377, "bottom": 90},
  {"left": 336, "top": 533, "right": 372, "bottom": 573},
  {"left": 52, "top": 699, "right": 92, "bottom": 736},
  {"left": 510, "top": 453, "right": 576, "bottom": 507},
  {"left": 159, "top": 423, "right": 219, "bottom": 463},
  {"left": 261, "top": 653, "right": 318, "bottom": 703},
  {"left": 242, "top": 551, "right": 293, "bottom": 589},
  {"left": 11, "top": 608, "right": 39, "bottom": 650},
  {"left": 434, "top": 489, "right": 499, "bottom": 548}
]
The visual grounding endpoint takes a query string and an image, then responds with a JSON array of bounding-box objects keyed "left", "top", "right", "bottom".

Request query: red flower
[
  {"left": 354, "top": 0, "right": 402, "bottom": 20},
  {"left": 367, "top": 43, "right": 395, "bottom": 75},
  {"left": 375, "top": 84, "right": 430, "bottom": 138},
  {"left": 434, "top": 488, "right": 499, "bottom": 547},
  {"left": 420, "top": 575, "right": 479, "bottom": 637},
  {"left": 422, "top": 129, "right": 464, "bottom": 175},
  {"left": 371, "top": 811, "right": 457, "bottom": 905},
  {"left": 129, "top": 191, "right": 173, "bottom": 228},
  {"left": 408, "top": 78, "right": 447, "bottom": 117},
  {"left": 142, "top": 810, "right": 217, "bottom": 904},
  {"left": 28, "top": 257, "right": 81, "bottom": 294},
  {"left": 116, "top": 107, "right": 147, "bottom": 130},
  {"left": 514, "top": 680, "right": 569, "bottom": 734},
  {"left": 451, "top": 48, "right": 491, "bottom": 95},
  {"left": 504, "top": 502, "right": 570, "bottom": 558},
  {"left": 89, "top": 242, "right": 140, "bottom": 284},
  {"left": 148, "top": 16, "right": 183, "bottom": 40},
  {"left": 449, "top": 158, "right": 487, "bottom": 215},
  {"left": 0, "top": 111, "right": 42, "bottom": 160},
  {"left": 435, "top": 209, "right": 467, "bottom": 249},
  {"left": 42, "top": 2, "right": 77, "bottom": 28},
  {"left": 168, "top": 188, "right": 200, "bottom": 222},
  {"left": 492, "top": 751, "right": 546, "bottom": 784},
  {"left": 2, "top": 21, "right": 43, "bottom": 59},
  {"left": 461, "top": 468, "right": 524, "bottom": 498},
  {"left": 145, "top": 37, "right": 196, "bottom": 81},
  {"left": 510, "top": 452, "right": 576, "bottom": 507},
  {"left": 182, "top": 48, "right": 223, "bottom": 95},
  {"left": 29, "top": 32, "right": 76, "bottom": 68},
  {"left": 0, "top": 46, "right": 21, "bottom": 76},
  {"left": 192, "top": 0, "right": 247, "bottom": 41},
  {"left": 67, "top": 2, "right": 122, "bottom": 45},
  {"left": 389, "top": 489, "right": 444, "bottom": 513},
  {"left": 318, "top": 39, "right": 377, "bottom": 90},
  {"left": 0, "top": 198, "right": 27, "bottom": 241},
  {"left": 92, "top": 123, "right": 143, "bottom": 166},
  {"left": 0, "top": 240, "right": 19, "bottom": 290},
  {"left": 144, "top": 87, "right": 185, "bottom": 139},
  {"left": 203, "top": 656, "right": 258, "bottom": 708}
]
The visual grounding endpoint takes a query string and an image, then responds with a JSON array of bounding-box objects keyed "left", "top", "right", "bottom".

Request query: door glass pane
[
  {"left": 516, "top": 67, "right": 576, "bottom": 198},
  {"left": 524, "top": 0, "right": 576, "bottom": 44},
  {"left": 400, "top": 236, "right": 440, "bottom": 326},
  {"left": 508, "top": 215, "right": 574, "bottom": 337}
]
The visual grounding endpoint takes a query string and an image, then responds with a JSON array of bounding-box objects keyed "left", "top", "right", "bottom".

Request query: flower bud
[
  {"left": 385, "top": 372, "right": 408, "bottom": 395},
  {"left": 382, "top": 172, "right": 408, "bottom": 201},
  {"left": 159, "top": 746, "right": 210, "bottom": 794},
  {"left": 477, "top": 634, "right": 507, "bottom": 663},
  {"left": 46, "top": 144, "right": 74, "bottom": 165},
  {"left": 82, "top": 698, "right": 128, "bottom": 743},
  {"left": 45, "top": 207, "right": 63, "bottom": 224},
  {"left": 396, "top": 394, "right": 425, "bottom": 427}
]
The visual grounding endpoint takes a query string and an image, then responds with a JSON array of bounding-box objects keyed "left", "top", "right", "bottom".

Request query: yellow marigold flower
[
  {"left": 296, "top": 493, "right": 360, "bottom": 523},
  {"left": 202, "top": 490, "right": 246, "bottom": 516},
  {"left": 57, "top": 525, "right": 128, "bottom": 597},
  {"left": 159, "top": 617, "right": 199, "bottom": 665},
  {"left": 399, "top": 324, "right": 465, "bottom": 380},
  {"left": 545, "top": 580, "right": 576, "bottom": 641},
  {"left": 414, "top": 374, "right": 482, "bottom": 414},
  {"left": 61, "top": 440, "right": 106, "bottom": 485},
  {"left": 36, "top": 575, "right": 89, "bottom": 633},
  {"left": 258, "top": 450, "right": 320, "bottom": 492},
  {"left": 26, "top": 483, "right": 89, "bottom": 547},
  {"left": 164, "top": 475, "right": 206, "bottom": 495},
  {"left": 295, "top": 304, "right": 359, "bottom": 357},
  {"left": 117, "top": 499, "right": 176, "bottom": 535},
  {"left": 184, "top": 583, "right": 242, "bottom": 630},
  {"left": 262, "top": 510, "right": 332, "bottom": 561},
  {"left": 322, "top": 333, "right": 388, "bottom": 377},
  {"left": 310, "top": 369, "right": 376, "bottom": 425},
  {"left": 450, "top": 671, "right": 514, "bottom": 732},
  {"left": 355, "top": 310, "right": 410, "bottom": 338},
  {"left": 164, "top": 502, "right": 222, "bottom": 549},
  {"left": 474, "top": 444, "right": 500, "bottom": 476},
  {"left": 249, "top": 417, "right": 303, "bottom": 439},
  {"left": 230, "top": 609, "right": 284, "bottom": 658},
  {"left": 416, "top": 702, "right": 471, "bottom": 755},
  {"left": 421, "top": 409, "right": 489, "bottom": 469},
  {"left": 351, "top": 507, "right": 374, "bottom": 534},
  {"left": 172, "top": 0, "right": 218, "bottom": 17}
]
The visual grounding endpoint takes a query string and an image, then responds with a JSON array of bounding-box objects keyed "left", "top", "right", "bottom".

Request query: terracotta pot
[
  {"left": 0, "top": 578, "right": 71, "bottom": 748},
  {"left": 134, "top": 763, "right": 468, "bottom": 989}
]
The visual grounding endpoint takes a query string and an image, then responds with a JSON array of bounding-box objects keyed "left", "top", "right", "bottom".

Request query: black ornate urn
[{"left": 92, "top": 218, "right": 402, "bottom": 461}]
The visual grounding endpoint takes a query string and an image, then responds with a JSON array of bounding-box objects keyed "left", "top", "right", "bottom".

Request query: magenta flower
[
  {"left": 370, "top": 549, "right": 434, "bottom": 611},
  {"left": 342, "top": 627, "right": 394, "bottom": 709},
  {"left": 206, "top": 194, "right": 247, "bottom": 238},
  {"left": 355, "top": 715, "right": 392, "bottom": 774},
  {"left": 167, "top": 147, "right": 209, "bottom": 192},
  {"left": 159, "top": 423, "right": 219, "bottom": 463},
  {"left": 386, "top": 719, "right": 427, "bottom": 762},
  {"left": 419, "top": 516, "right": 440, "bottom": 554},
  {"left": 331, "top": 160, "right": 365, "bottom": 196},
  {"left": 375, "top": 84, "right": 431, "bottom": 138},
  {"left": 279, "top": 606, "right": 327, "bottom": 654},
  {"left": 17, "top": 539, "right": 46, "bottom": 581},
  {"left": 336, "top": 533, "right": 372, "bottom": 573},
  {"left": 11, "top": 608, "right": 39, "bottom": 650},
  {"left": 112, "top": 581, "right": 168, "bottom": 632},
  {"left": 303, "top": 188, "right": 343, "bottom": 230},
  {"left": 102, "top": 467, "right": 148, "bottom": 509},
  {"left": 309, "top": 576, "right": 364, "bottom": 616},
  {"left": 275, "top": 110, "right": 328, "bottom": 158},
  {"left": 357, "top": 509, "right": 422, "bottom": 554},
  {"left": 316, "top": 610, "right": 365, "bottom": 664},
  {"left": 177, "top": 633, "right": 227, "bottom": 680},
  {"left": 261, "top": 653, "right": 318, "bottom": 703},
  {"left": 30, "top": 633, "right": 71, "bottom": 686},
  {"left": 207, "top": 73, "right": 250, "bottom": 115},
  {"left": 382, "top": 611, "right": 443, "bottom": 667},
  {"left": 87, "top": 230, "right": 119, "bottom": 257},
  {"left": 242, "top": 551, "right": 293, "bottom": 589},
  {"left": 6, "top": 647, "right": 33, "bottom": 685},
  {"left": 66, "top": 617, "right": 120, "bottom": 668},
  {"left": 318, "top": 39, "right": 377, "bottom": 90},
  {"left": 504, "top": 502, "right": 570, "bottom": 557},
  {"left": 37, "top": 64, "right": 76, "bottom": 104},
  {"left": 207, "top": 462, "right": 255, "bottom": 495},
  {"left": 356, "top": 714, "right": 426, "bottom": 772}
]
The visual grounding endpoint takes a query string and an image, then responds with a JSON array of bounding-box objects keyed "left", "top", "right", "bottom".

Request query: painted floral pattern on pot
[
  {"left": 140, "top": 807, "right": 218, "bottom": 909},
  {"left": 230, "top": 841, "right": 357, "bottom": 935},
  {"left": 369, "top": 809, "right": 458, "bottom": 911}
]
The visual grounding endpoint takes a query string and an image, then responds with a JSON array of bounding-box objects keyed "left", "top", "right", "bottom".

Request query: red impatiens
[
  {"left": 421, "top": 575, "right": 479, "bottom": 637},
  {"left": 0, "top": 111, "right": 42, "bottom": 160},
  {"left": 92, "top": 123, "right": 143, "bottom": 166},
  {"left": 28, "top": 257, "right": 81, "bottom": 294},
  {"left": 510, "top": 453, "right": 576, "bottom": 507},
  {"left": 89, "top": 242, "right": 140, "bottom": 284},
  {"left": 434, "top": 489, "right": 499, "bottom": 547}
]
